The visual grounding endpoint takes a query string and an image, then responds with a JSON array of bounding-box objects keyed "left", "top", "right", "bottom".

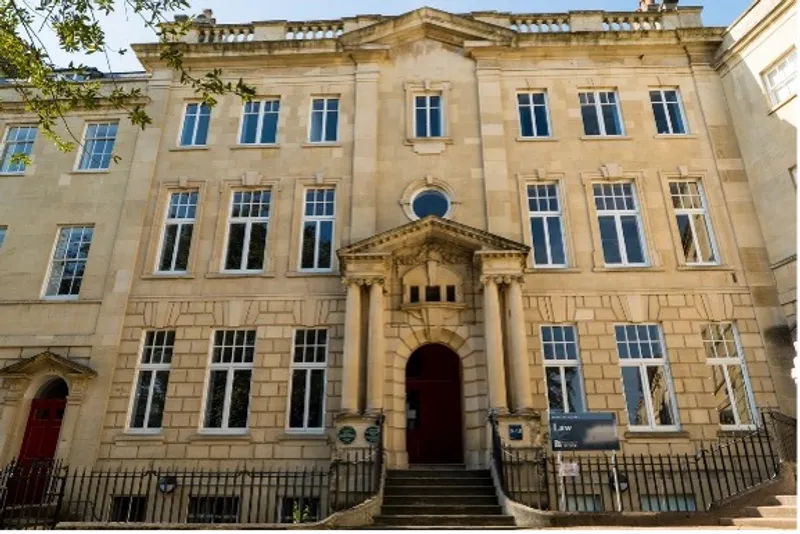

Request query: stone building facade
[
  {"left": 0, "top": 3, "right": 796, "bottom": 474},
  {"left": 715, "top": 0, "right": 797, "bottom": 337}
]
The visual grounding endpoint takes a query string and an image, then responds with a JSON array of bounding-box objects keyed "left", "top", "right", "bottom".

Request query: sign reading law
[{"left": 549, "top": 412, "right": 620, "bottom": 451}]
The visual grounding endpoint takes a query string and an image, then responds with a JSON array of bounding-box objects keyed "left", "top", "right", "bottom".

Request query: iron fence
[
  {"left": 0, "top": 417, "right": 385, "bottom": 529},
  {"left": 489, "top": 410, "right": 791, "bottom": 513}
]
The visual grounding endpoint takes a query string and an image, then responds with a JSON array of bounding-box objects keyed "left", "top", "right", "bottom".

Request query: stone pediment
[
  {"left": 339, "top": 216, "right": 529, "bottom": 259},
  {"left": 341, "top": 7, "right": 514, "bottom": 49},
  {"left": 0, "top": 350, "right": 97, "bottom": 379}
]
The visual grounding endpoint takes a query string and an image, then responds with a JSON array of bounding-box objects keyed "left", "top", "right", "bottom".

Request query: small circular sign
[
  {"left": 337, "top": 426, "right": 356, "bottom": 445},
  {"left": 364, "top": 426, "right": 380, "bottom": 445}
]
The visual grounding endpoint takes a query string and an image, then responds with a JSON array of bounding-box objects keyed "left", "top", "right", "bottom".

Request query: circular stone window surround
[{"left": 400, "top": 176, "right": 459, "bottom": 221}]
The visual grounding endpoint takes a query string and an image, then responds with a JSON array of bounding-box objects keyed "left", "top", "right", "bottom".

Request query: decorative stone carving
[
  {"left": 600, "top": 163, "right": 624, "bottom": 179},
  {"left": 394, "top": 241, "right": 472, "bottom": 266},
  {"left": 479, "top": 274, "right": 524, "bottom": 286}
]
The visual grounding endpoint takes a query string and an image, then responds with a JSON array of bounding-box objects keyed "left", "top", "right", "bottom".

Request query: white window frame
[
  {"left": 762, "top": 49, "right": 797, "bottom": 107},
  {"left": 540, "top": 325, "right": 586, "bottom": 415},
  {"left": 593, "top": 182, "right": 649, "bottom": 267},
  {"left": 286, "top": 328, "right": 328, "bottom": 434},
  {"left": 650, "top": 88, "right": 689, "bottom": 135},
  {"left": 702, "top": 323, "right": 758, "bottom": 431},
  {"left": 42, "top": 225, "right": 94, "bottom": 300},
  {"left": 615, "top": 324, "right": 680, "bottom": 432},
  {"left": 0, "top": 226, "right": 6, "bottom": 250},
  {"left": 238, "top": 99, "right": 280, "bottom": 145},
  {"left": 517, "top": 91, "right": 552, "bottom": 138},
  {"left": 527, "top": 183, "right": 568, "bottom": 268},
  {"left": 155, "top": 190, "right": 198, "bottom": 274},
  {"left": 298, "top": 187, "right": 336, "bottom": 273},
  {"left": 579, "top": 90, "right": 625, "bottom": 136},
  {"left": 413, "top": 93, "right": 444, "bottom": 138},
  {"left": 307, "top": 97, "right": 339, "bottom": 143},
  {"left": 178, "top": 102, "right": 211, "bottom": 147},
  {"left": 201, "top": 329, "right": 255, "bottom": 434},
  {"left": 75, "top": 122, "right": 118, "bottom": 171},
  {"left": 0, "top": 125, "right": 37, "bottom": 174},
  {"left": 222, "top": 189, "right": 271, "bottom": 273},
  {"left": 669, "top": 181, "right": 719, "bottom": 266},
  {"left": 127, "top": 330, "right": 174, "bottom": 434}
]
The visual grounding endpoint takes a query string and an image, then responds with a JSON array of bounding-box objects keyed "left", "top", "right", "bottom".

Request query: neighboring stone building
[
  {"left": 0, "top": 0, "right": 796, "bottom": 483},
  {"left": 715, "top": 0, "right": 797, "bottom": 339}
]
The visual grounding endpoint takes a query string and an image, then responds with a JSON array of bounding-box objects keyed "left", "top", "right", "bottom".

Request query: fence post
[
  {"left": 699, "top": 449, "right": 713, "bottom": 508},
  {"left": 51, "top": 465, "right": 68, "bottom": 528}
]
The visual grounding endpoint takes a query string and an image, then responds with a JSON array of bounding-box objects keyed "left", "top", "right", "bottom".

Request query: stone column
[
  {"left": 482, "top": 276, "right": 509, "bottom": 412},
  {"left": 349, "top": 61, "right": 381, "bottom": 241},
  {"left": 506, "top": 277, "right": 534, "bottom": 413},
  {"left": 340, "top": 280, "right": 362, "bottom": 415},
  {"left": 366, "top": 279, "right": 385, "bottom": 414}
]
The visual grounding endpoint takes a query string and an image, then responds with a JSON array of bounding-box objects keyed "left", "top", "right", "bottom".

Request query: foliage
[
  {"left": 291, "top": 501, "right": 313, "bottom": 524},
  {"left": 0, "top": 0, "right": 255, "bottom": 164}
]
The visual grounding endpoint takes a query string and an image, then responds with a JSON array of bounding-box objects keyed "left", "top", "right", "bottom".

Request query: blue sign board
[
  {"left": 508, "top": 424, "right": 523, "bottom": 441},
  {"left": 549, "top": 412, "right": 620, "bottom": 451}
]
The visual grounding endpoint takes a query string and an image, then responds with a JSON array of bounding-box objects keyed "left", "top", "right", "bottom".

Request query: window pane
[
  {"left": 300, "top": 222, "right": 317, "bottom": 269},
  {"left": 204, "top": 370, "right": 227, "bottom": 428},
  {"left": 324, "top": 109, "right": 338, "bottom": 141},
  {"left": 646, "top": 365, "right": 675, "bottom": 426},
  {"left": 652, "top": 102, "right": 670, "bottom": 134},
  {"left": 621, "top": 367, "right": 647, "bottom": 426},
  {"left": 545, "top": 368, "right": 565, "bottom": 413},
  {"left": 225, "top": 223, "right": 246, "bottom": 270},
  {"left": 667, "top": 102, "right": 685, "bottom": 134},
  {"left": 195, "top": 105, "right": 210, "bottom": 145},
  {"left": 261, "top": 112, "right": 278, "bottom": 144},
  {"left": 547, "top": 217, "right": 565, "bottom": 265},
  {"left": 246, "top": 222, "right": 267, "bottom": 270},
  {"left": 181, "top": 111, "right": 197, "bottom": 146},
  {"left": 581, "top": 104, "right": 600, "bottom": 135},
  {"left": 130, "top": 371, "right": 152, "bottom": 428},
  {"left": 534, "top": 105, "right": 549, "bottom": 137},
  {"left": 289, "top": 370, "right": 307, "bottom": 428},
  {"left": 317, "top": 221, "right": 333, "bottom": 269},
  {"left": 228, "top": 370, "right": 251, "bottom": 428},
  {"left": 429, "top": 105, "right": 442, "bottom": 137},
  {"left": 598, "top": 216, "right": 622, "bottom": 264},
  {"left": 621, "top": 215, "right": 645, "bottom": 264},
  {"left": 691, "top": 214, "right": 716, "bottom": 263},
  {"left": 531, "top": 218, "right": 549, "bottom": 265},
  {"left": 416, "top": 106, "right": 427, "bottom": 137},
  {"left": 727, "top": 364, "right": 753, "bottom": 425},
  {"left": 241, "top": 113, "right": 258, "bottom": 144},
  {"left": 519, "top": 106, "right": 534, "bottom": 137},
  {"left": 175, "top": 224, "right": 193, "bottom": 270},
  {"left": 564, "top": 366, "right": 584, "bottom": 412},
  {"left": 310, "top": 111, "right": 323, "bottom": 142},
  {"left": 307, "top": 369, "right": 325, "bottom": 428},
  {"left": 148, "top": 370, "right": 170, "bottom": 428},
  {"left": 602, "top": 103, "right": 622, "bottom": 135},
  {"left": 676, "top": 214, "right": 697, "bottom": 263}
]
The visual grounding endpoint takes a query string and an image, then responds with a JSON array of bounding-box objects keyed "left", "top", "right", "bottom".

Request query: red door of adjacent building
[{"left": 405, "top": 344, "right": 463, "bottom": 464}]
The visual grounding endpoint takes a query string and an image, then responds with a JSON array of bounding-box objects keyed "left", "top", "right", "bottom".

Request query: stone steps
[
  {"left": 375, "top": 466, "right": 516, "bottom": 528},
  {"left": 719, "top": 495, "right": 798, "bottom": 530},
  {"left": 718, "top": 517, "right": 798, "bottom": 529},
  {"left": 744, "top": 505, "right": 798, "bottom": 518}
]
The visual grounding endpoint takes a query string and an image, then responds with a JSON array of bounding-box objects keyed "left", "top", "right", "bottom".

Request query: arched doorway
[
  {"left": 405, "top": 344, "right": 463, "bottom": 464},
  {"left": 18, "top": 378, "right": 68, "bottom": 466}
]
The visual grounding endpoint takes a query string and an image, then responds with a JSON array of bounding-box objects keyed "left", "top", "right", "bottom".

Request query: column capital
[
  {"left": 480, "top": 274, "right": 524, "bottom": 287},
  {"left": 342, "top": 276, "right": 386, "bottom": 287}
]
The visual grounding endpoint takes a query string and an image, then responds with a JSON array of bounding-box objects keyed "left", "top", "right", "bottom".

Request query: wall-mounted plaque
[
  {"left": 337, "top": 426, "right": 356, "bottom": 445},
  {"left": 364, "top": 426, "right": 380, "bottom": 445}
]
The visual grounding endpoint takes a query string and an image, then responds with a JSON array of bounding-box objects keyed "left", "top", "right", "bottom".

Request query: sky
[{"left": 34, "top": 0, "right": 752, "bottom": 72}]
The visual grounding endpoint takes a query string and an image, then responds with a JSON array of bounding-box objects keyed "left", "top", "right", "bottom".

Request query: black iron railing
[
  {"left": 1, "top": 417, "right": 385, "bottom": 529},
  {"left": 489, "top": 411, "right": 788, "bottom": 513}
]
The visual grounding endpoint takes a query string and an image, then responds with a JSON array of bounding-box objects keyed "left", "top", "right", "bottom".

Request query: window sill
[
  {"left": 169, "top": 146, "right": 210, "bottom": 152},
  {"left": 624, "top": 430, "right": 690, "bottom": 440},
  {"left": 0, "top": 298, "right": 101, "bottom": 305},
  {"left": 592, "top": 266, "right": 664, "bottom": 273},
  {"left": 278, "top": 432, "right": 329, "bottom": 442},
  {"left": 69, "top": 169, "right": 111, "bottom": 175},
  {"left": 526, "top": 266, "right": 582, "bottom": 273},
  {"left": 0, "top": 171, "right": 26, "bottom": 177},
  {"left": 302, "top": 142, "right": 341, "bottom": 148},
  {"left": 229, "top": 144, "right": 280, "bottom": 150},
  {"left": 188, "top": 432, "right": 252, "bottom": 443},
  {"left": 41, "top": 295, "right": 80, "bottom": 302},
  {"left": 580, "top": 135, "right": 632, "bottom": 141},
  {"left": 207, "top": 271, "right": 276, "bottom": 279},
  {"left": 401, "top": 302, "right": 466, "bottom": 312},
  {"left": 285, "top": 270, "right": 339, "bottom": 278},
  {"left": 141, "top": 273, "right": 196, "bottom": 280},
  {"left": 516, "top": 136, "right": 560, "bottom": 142},
  {"left": 768, "top": 93, "right": 796, "bottom": 116},
  {"left": 114, "top": 432, "right": 165, "bottom": 444},
  {"left": 676, "top": 264, "right": 734, "bottom": 272},
  {"left": 653, "top": 133, "right": 698, "bottom": 139}
]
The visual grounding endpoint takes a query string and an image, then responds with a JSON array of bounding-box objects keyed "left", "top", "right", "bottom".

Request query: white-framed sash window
[
  {"left": 129, "top": 330, "right": 174, "bottom": 432},
  {"left": 0, "top": 125, "right": 37, "bottom": 173},
  {"left": 44, "top": 226, "right": 93, "bottom": 298},
  {"left": 157, "top": 191, "right": 198, "bottom": 273},
  {"left": 299, "top": 188, "right": 335, "bottom": 272},
  {"left": 287, "top": 329, "right": 328, "bottom": 432},
  {"left": 541, "top": 325, "right": 585, "bottom": 414},
  {"left": 527, "top": 184, "right": 567, "bottom": 267},
  {"left": 240, "top": 100, "right": 280, "bottom": 145},
  {"left": 650, "top": 89, "right": 688, "bottom": 135},
  {"left": 669, "top": 181, "right": 718, "bottom": 265},
  {"left": 579, "top": 91, "right": 624, "bottom": 136},
  {"left": 223, "top": 189, "right": 271, "bottom": 272},
  {"left": 180, "top": 102, "right": 211, "bottom": 146},
  {"left": 414, "top": 94, "right": 443, "bottom": 138},
  {"left": 202, "top": 330, "right": 255, "bottom": 433},
  {"left": 593, "top": 183, "right": 648, "bottom": 267}
]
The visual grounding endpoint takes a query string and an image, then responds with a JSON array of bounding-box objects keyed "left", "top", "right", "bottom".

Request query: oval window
[{"left": 412, "top": 189, "right": 450, "bottom": 219}]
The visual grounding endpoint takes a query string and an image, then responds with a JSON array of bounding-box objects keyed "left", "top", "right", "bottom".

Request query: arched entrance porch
[{"left": 405, "top": 344, "right": 464, "bottom": 464}]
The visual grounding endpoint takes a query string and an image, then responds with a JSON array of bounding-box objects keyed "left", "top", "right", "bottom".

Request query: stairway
[
  {"left": 374, "top": 464, "right": 516, "bottom": 528},
  {"left": 719, "top": 495, "right": 798, "bottom": 529}
]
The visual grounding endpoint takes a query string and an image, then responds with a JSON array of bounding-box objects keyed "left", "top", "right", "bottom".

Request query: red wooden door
[
  {"left": 406, "top": 345, "right": 463, "bottom": 464},
  {"left": 19, "top": 398, "right": 66, "bottom": 466}
]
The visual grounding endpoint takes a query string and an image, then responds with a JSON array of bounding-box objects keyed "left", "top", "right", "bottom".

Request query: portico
[{"left": 333, "top": 216, "right": 541, "bottom": 467}]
